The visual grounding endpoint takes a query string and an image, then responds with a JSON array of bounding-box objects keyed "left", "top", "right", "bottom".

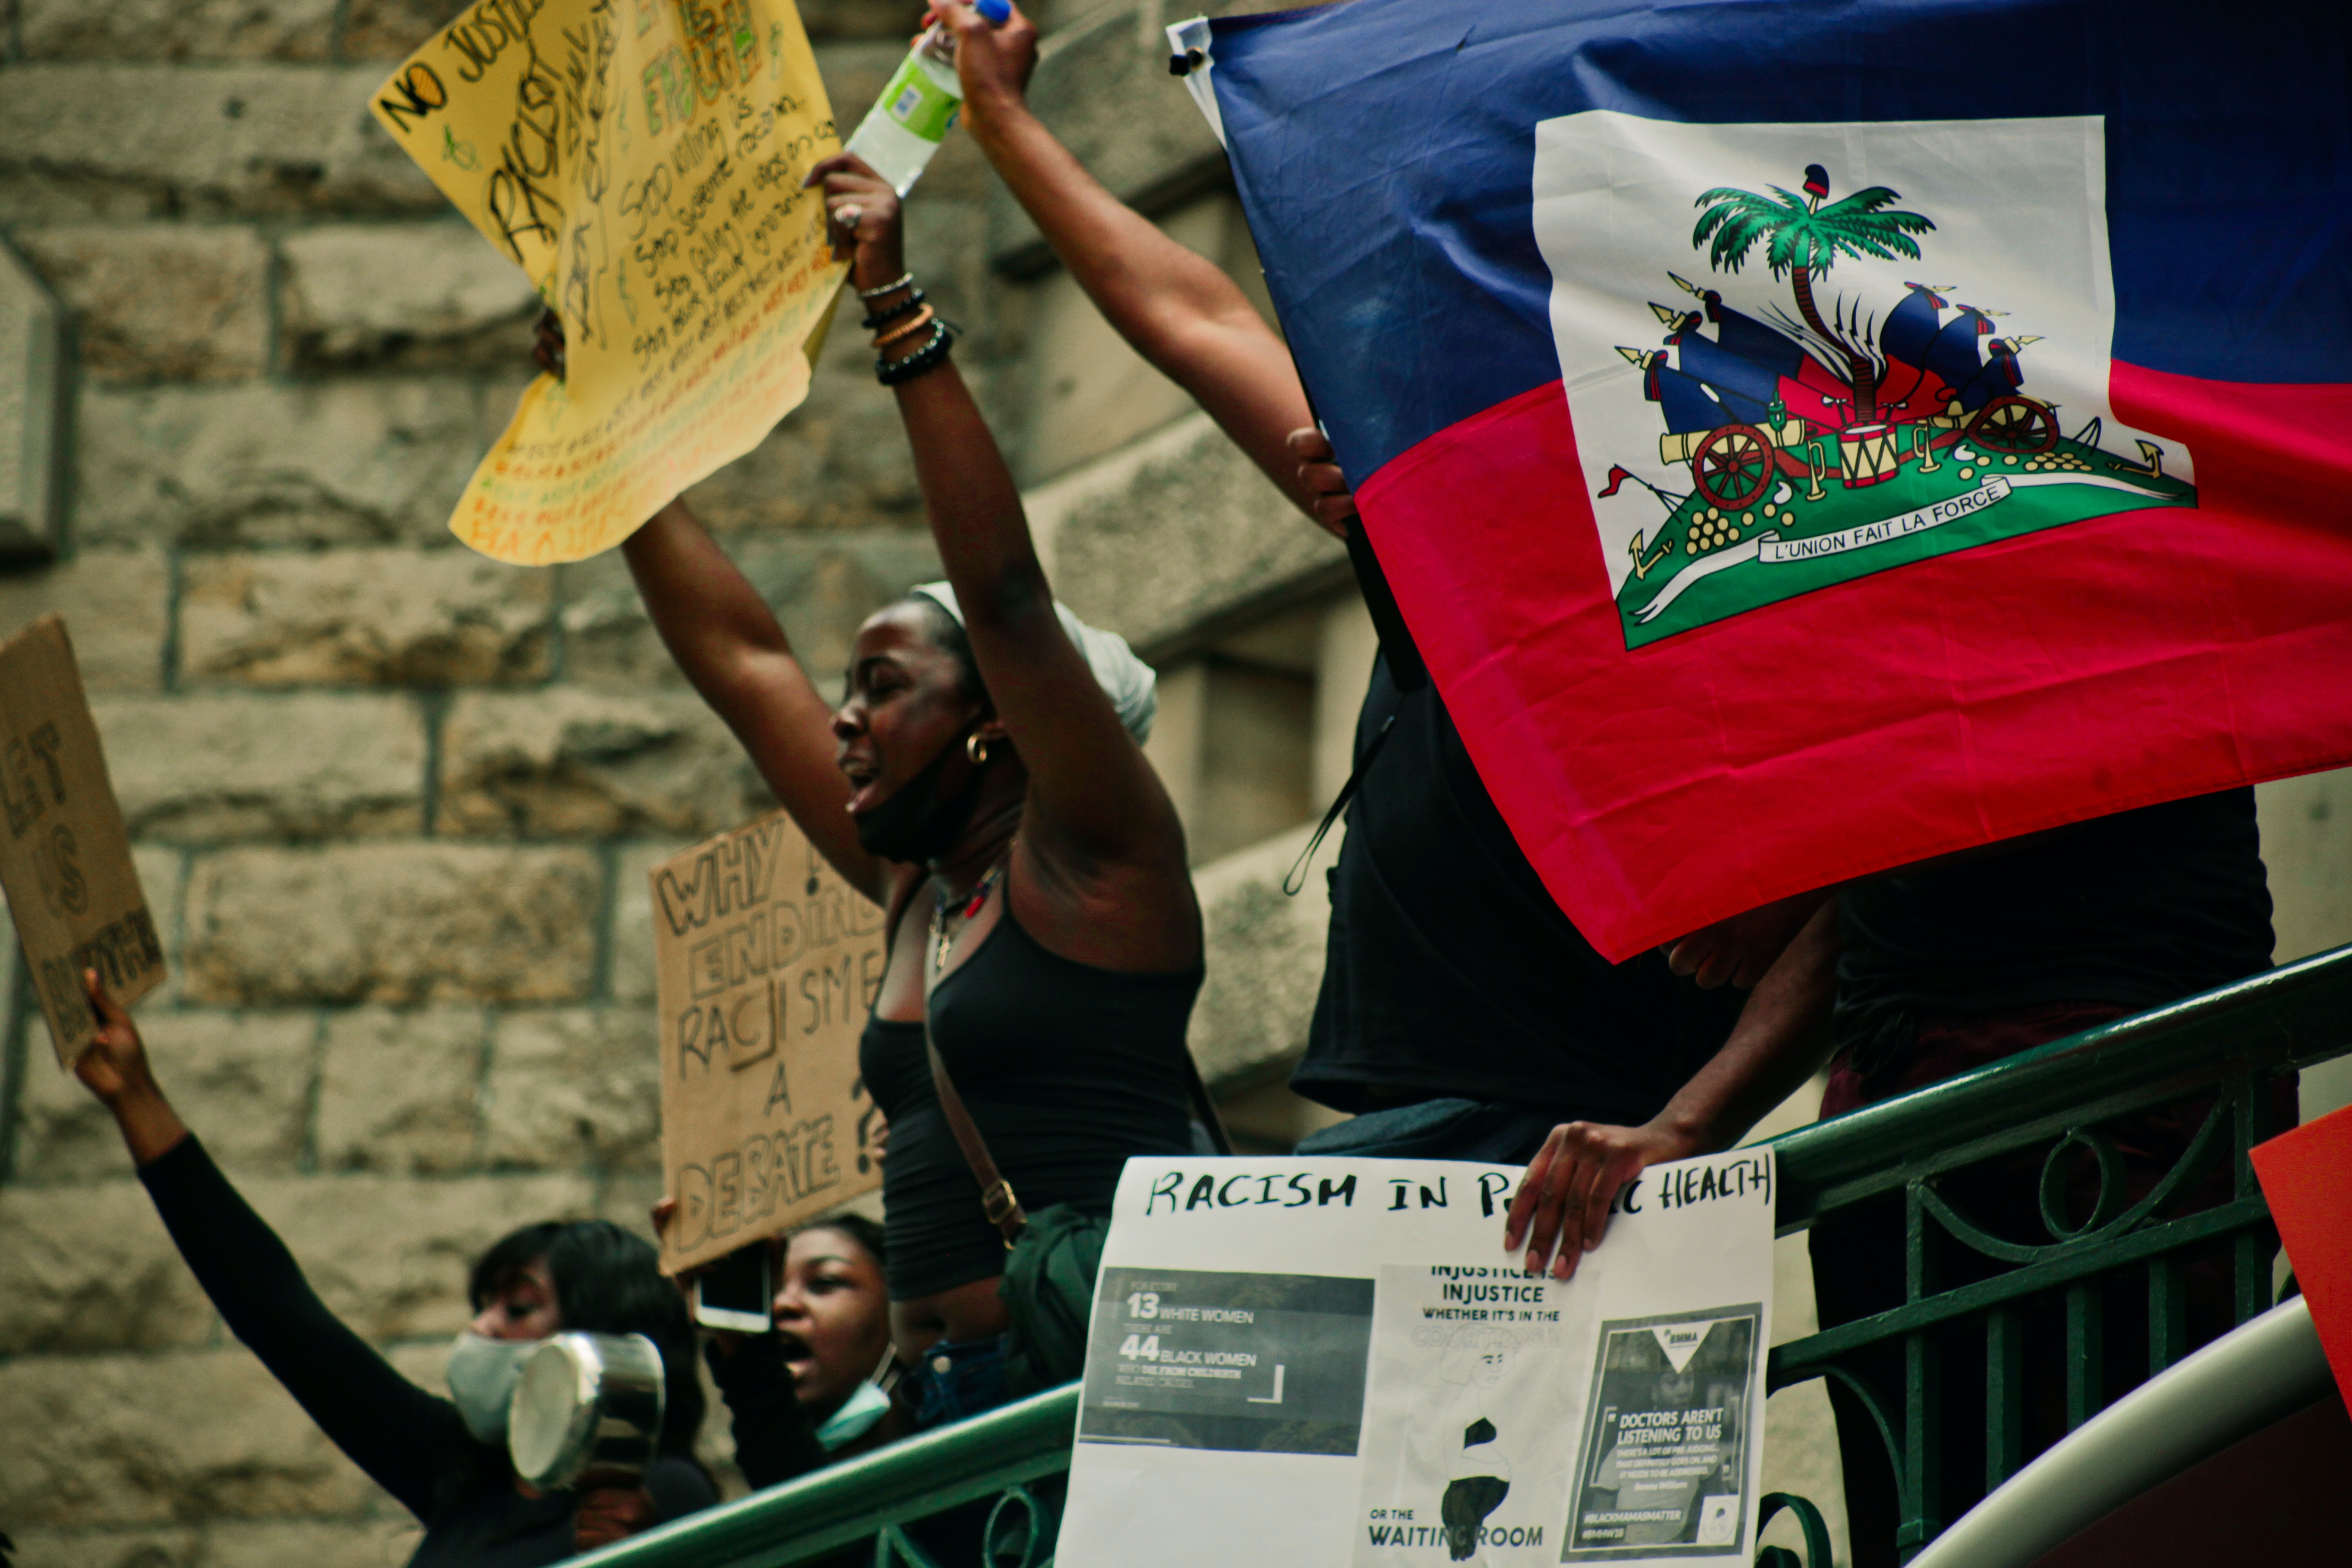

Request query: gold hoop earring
[{"left": 966, "top": 733, "right": 989, "bottom": 765}]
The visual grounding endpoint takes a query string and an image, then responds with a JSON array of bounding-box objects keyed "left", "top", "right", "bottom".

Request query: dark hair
[
  {"left": 789, "top": 1212, "right": 886, "bottom": 1272},
  {"left": 901, "top": 593, "right": 987, "bottom": 705},
  {"left": 472, "top": 1220, "right": 707, "bottom": 1458}
]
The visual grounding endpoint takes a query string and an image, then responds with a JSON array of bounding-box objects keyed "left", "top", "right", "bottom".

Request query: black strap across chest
[{"left": 882, "top": 867, "right": 1233, "bottom": 1248}]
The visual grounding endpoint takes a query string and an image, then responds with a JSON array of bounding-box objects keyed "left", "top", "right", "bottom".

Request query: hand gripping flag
[{"left": 1200, "top": 0, "right": 2352, "bottom": 962}]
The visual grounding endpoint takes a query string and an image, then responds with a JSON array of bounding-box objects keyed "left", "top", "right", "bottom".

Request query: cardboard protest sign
[
  {"left": 0, "top": 616, "right": 164, "bottom": 1065},
  {"left": 1057, "top": 1152, "right": 1774, "bottom": 1568},
  {"left": 651, "top": 810, "right": 885, "bottom": 1274},
  {"left": 369, "top": 0, "right": 848, "bottom": 566}
]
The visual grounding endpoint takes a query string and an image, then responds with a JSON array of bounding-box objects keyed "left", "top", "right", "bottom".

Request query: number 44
[{"left": 1117, "top": 1333, "right": 1161, "bottom": 1361}]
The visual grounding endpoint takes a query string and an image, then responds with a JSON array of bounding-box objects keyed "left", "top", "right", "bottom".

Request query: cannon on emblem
[{"left": 1965, "top": 394, "right": 2060, "bottom": 456}]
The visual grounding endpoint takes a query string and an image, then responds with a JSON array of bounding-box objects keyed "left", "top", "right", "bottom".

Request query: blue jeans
[
  {"left": 1293, "top": 1098, "right": 1562, "bottom": 1164},
  {"left": 910, "top": 1332, "right": 1012, "bottom": 1429}
]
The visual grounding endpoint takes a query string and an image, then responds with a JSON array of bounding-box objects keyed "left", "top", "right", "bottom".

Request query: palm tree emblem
[{"left": 1691, "top": 164, "right": 1932, "bottom": 422}]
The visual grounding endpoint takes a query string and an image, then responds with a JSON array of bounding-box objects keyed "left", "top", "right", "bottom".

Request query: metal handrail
[
  {"left": 1906, "top": 1296, "right": 2331, "bottom": 1568},
  {"left": 1759, "top": 941, "right": 2352, "bottom": 1560},
  {"left": 1764, "top": 942, "right": 2352, "bottom": 1228},
  {"left": 575, "top": 1383, "right": 1080, "bottom": 1567},
  {"left": 573, "top": 943, "right": 2352, "bottom": 1568}
]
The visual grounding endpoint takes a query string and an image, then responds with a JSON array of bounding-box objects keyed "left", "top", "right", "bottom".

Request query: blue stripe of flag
[{"left": 1208, "top": 0, "right": 2352, "bottom": 483}]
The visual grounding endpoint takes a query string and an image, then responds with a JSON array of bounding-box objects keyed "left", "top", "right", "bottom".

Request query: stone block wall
[
  {"left": 0, "top": 1, "right": 1037, "bottom": 1558},
  {"left": 0, "top": 5, "right": 1366, "bottom": 1546},
  {"left": 10, "top": 5, "right": 2349, "bottom": 1565}
]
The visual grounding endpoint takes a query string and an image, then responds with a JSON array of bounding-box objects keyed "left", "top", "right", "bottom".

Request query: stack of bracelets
[{"left": 859, "top": 271, "right": 957, "bottom": 386}]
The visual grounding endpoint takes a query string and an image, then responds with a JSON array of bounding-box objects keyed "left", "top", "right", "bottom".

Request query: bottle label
[{"left": 879, "top": 55, "right": 959, "bottom": 143}]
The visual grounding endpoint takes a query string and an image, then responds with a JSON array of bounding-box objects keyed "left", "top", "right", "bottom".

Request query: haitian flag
[{"left": 1199, "top": 0, "right": 2352, "bottom": 962}]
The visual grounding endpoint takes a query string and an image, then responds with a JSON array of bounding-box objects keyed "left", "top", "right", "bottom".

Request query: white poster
[{"left": 1056, "top": 1152, "right": 1774, "bottom": 1568}]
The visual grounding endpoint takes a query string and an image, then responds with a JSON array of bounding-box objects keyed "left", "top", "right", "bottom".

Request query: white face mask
[
  {"left": 815, "top": 1380, "right": 893, "bottom": 1451},
  {"left": 446, "top": 1332, "right": 541, "bottom": 1444}
]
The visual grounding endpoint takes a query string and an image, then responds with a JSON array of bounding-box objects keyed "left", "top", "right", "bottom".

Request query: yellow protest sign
[{"left": 370, "top": 0, "right": 847, "bottom": 565}]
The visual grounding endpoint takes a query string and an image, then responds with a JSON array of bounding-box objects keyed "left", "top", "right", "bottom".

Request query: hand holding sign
[
  {"left": 1505, "top": 1120, "right": 1700, "bottom": 1282},
  {"left": 71, "top": 968, "right": 188, "bottom": 1168},
  {"left": 0, "top": 616, "right": 165, "bottom": 1067},
  {"left": 369, "top": 0, "right": 850, "bottom": 565},
  {"left": 806, "top": 151, "right": 903, "bottom": 283}
]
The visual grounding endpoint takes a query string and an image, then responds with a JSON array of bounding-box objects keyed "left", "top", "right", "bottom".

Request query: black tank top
[{"left": 859, "top": 906, "right": 1202, "bottom": 1301}]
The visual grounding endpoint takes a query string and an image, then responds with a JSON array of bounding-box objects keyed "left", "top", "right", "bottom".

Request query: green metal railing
[
  {"left": 1759, "top": 943, "right": 2351, "bottom": 1562},
  {"left": 580, "top": 944, "right": 2352, "bottom": 1568},
  {"left": 582, "top": 1382, "right": 1078, "bottom": 1568}
]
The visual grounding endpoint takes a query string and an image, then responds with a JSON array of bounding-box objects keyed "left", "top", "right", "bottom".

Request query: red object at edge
[{"left": 2251, "top": 1101, "right": 2352, "bottom": 1409}]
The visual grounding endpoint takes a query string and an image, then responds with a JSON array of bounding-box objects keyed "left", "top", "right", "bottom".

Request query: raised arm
[
  {"left": 807, "top": 155, "right": 1191, "bottom": 903},
  {"left": 939, "top": 0, "right": 1351, "bottom": 535},
  {"left": 75, "top": 973, "right": 460, "bottom": 1516},
  {"left": 520, "top": 316, "right": 881, "bottom": 899},
  {"left": 620, "top": 496, "right": 881, "bottom": 900}
]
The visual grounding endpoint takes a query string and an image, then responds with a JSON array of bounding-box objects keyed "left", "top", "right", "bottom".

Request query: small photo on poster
[
  {"left": 1560, "top": 1305, "right": 1762, "bottom": 1561},
  {"left": 1353, "top": 1264, "right": 1591, "bottom": 1568},
  {"left": 1078, "top": 1267, "right": 1375, "bottom": 1456}
]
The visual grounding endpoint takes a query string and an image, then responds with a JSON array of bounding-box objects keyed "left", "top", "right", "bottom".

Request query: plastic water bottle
[{"left": 844, "top": 0, "right": 1012, "bottom": 196}]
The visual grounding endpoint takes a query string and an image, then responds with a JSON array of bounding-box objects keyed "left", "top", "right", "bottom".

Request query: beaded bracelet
[
  {"left": 859, "top": 288, "right": 926, "bottom": 331},
  {"left": 875, "top": 320, "right": 955, "bottom": 386},
  {"left": 856, "top": 271, "right": 915, "bottom": 300}
]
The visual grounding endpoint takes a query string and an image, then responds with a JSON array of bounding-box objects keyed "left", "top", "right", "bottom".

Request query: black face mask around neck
[{"left": 854, "top": 732, "right": 984, "bottom": 864}]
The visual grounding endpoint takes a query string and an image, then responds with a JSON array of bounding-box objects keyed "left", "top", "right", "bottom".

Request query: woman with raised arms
[{"left": 584, "top": 148, "right": 1204, "bottom": 1429}]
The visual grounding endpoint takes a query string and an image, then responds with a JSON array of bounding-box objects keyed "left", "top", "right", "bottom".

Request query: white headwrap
[{"left": 908, "top": 581, "right": 1157, "bottom": 743}]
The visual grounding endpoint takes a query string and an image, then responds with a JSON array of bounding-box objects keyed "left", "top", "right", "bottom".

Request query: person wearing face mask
[
  {"left": 688, "top": 1214, "right": 910, "bottom": 1486},
  {"left": 578, "top": 1207, "right": 906, "bottom": 1546},
  {"left": 558, "top": 127, "right": 1204, "bottom": 1434},
  {"left": 66, "top": 970, "right": 717, "bottom": 1564}
]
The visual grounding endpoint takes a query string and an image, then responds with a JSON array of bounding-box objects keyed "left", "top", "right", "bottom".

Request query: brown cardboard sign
[
  {"left": 0, "top": 616, "right": 164, "bottom": 1065},
  {"left": 652, "top": 810, "right": 887, "bottom": 1274}
]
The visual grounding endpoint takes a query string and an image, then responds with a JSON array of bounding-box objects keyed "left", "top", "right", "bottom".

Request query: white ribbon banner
[{"left": 1755, "top": 476, "right": 2012, "bottom": 564}]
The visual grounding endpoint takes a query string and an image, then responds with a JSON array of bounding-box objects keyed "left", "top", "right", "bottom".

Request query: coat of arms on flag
[
  {"left": 1196, "top": 0, "right": 2352, "bottom": 960},
  {"left": 1542, "top": 116, "right": 2196, "bottom": 647}
]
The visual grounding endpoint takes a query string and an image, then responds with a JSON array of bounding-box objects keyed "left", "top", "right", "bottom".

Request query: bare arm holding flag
[{"left": 936, "top": 0, "right": 1355, "bottom": 536}]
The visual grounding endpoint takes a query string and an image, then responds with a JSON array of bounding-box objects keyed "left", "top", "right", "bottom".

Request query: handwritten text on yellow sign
[{"left": 371, "top": 0, "right": 848, "bottom": 565}]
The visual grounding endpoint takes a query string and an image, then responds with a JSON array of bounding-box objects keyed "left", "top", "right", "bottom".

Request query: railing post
[
  {"left": 1983, "top": 1308, "right": 2023, "bottom": 1491},
  {"left": 2063, "top": 1281, "right": 2103, "bottom": 1431},
  {"left": 2147, "top": 1255, "right": 2187, "bottom": 1376},
  {"left": 2231, "top": 1075, "right": 2276, "bottom": 1323},
  {"left": 1899, "top": 1180, "right": 1941, "bottom": 1559}
]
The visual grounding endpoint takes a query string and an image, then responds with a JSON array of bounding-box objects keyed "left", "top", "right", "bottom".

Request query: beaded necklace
[{"left": 928, "top": 848, "right": 1012, "bottom": 975}]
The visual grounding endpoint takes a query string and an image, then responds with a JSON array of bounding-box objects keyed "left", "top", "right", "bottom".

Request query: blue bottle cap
[{"left": 976, "top": 0, "right": 1012, "bottom": 22}]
